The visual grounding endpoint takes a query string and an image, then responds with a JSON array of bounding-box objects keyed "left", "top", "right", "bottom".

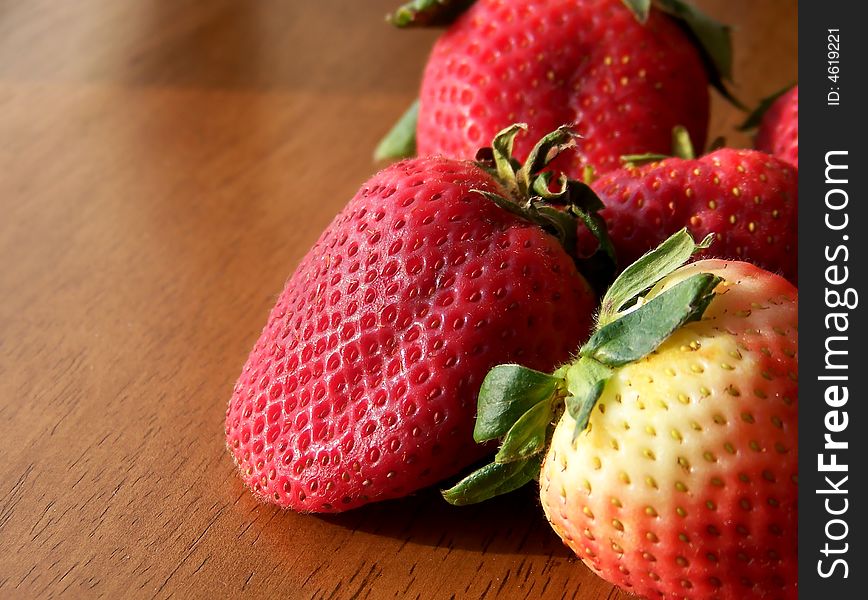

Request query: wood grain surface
[{"left": 0, "top": 1, "right": 796, "bottom": 598}]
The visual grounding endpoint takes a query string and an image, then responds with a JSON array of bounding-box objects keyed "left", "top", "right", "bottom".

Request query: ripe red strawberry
[
  {"left": 754, "top": 85, "right": 798, "bottom": 168},
  {"left": 378, "top": 0, "right": 735, "bottom": 176},
  {"left": 225, "top": 126, "right": 603, "bottom": 512},
  {"left": 589, "top": 147, "right": 798, "bottom": 283},
  {"left": 444, "top": 231, "right": 798, "bottom": 599}
]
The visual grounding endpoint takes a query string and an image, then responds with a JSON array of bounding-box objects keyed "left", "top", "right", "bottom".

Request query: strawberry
[
  {"left": 377, "top": 0, "right": 736, "bottom": 176},
  {"left": 225, "top": 126, "right": 608, "bottom": 512},
  {"left": 445, "top": 231, "right": 798, "bottom": 600},
  {"left": 752, "top": 85, "right": 798, "bottom": 168},
  {"left": 540, "top": 257, "right": 797, "bottom": 599},
  {"left": 589, "top": 139, "right": 798, "bottom": 283}
]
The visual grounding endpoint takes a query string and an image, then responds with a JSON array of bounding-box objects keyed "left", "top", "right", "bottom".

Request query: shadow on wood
[{"left": 317, "top": 480, "right": 574, "bottom": 558}]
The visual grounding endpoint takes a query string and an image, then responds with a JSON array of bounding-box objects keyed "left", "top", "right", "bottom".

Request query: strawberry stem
[
  {"left": 621, "top": 125, "right": 697, "bottom": 167},
  {"left": 671, "top": 125, "right": 695, "bottom": 160}
]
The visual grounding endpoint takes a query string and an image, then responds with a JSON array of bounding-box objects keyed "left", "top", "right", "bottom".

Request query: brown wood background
[{"left": 0, "top": 1, "right": 796, "bottom": 598}]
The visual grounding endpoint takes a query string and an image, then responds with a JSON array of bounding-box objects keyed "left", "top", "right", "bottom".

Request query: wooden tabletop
[{"left": 0, "top": 1, "right": 796, "bottom": 598}]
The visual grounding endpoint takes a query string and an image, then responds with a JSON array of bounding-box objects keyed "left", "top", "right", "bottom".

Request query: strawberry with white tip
[{"left": 445, "top": 230, "right": 798, "bottom": 600}]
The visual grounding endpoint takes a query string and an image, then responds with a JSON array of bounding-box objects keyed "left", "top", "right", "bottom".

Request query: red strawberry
[
  {"left": 445, "top": 231, "right": 798, "bottom": 599},
  {"left": 589, "top": 146, "right": 798, "bottom": 283},
  {"left": 378, "top": 0, "right": 735, "bottom": 176},
  {"left": 225, "top": 126, "right": 603, "bottom": 512},
  {"left": 754, "top": 85, "right": 798, "bottom": 168}
]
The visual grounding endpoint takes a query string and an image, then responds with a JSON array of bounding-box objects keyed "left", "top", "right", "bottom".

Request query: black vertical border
[{"left": 799, "top": 1, "right": 866, "bottom": 596}]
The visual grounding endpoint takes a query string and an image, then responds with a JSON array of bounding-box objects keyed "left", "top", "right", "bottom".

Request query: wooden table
[{"left": 0, "top": 1, "right": 796, "bottom": 598}]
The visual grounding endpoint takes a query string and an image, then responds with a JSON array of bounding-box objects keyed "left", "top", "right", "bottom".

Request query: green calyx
[
  {"left": 387, "top": 0, "right": 476, "bottom": 28},
  {"left": 374, "top": 100, "right": 418, "bottom": 162},
  {"left": 376, "top": 121, "right": 616, "bottom": 289},
  {"left": 443, "top": 364, "right": 563, "bottom": 506},
  {"left": 442, "top": 229, "right": 719, "bottom": 506},
  {"left": 597, "top": 227, "right": 712, "bottom": 325},
  {"left": 472, "top": 124, "right": 616, "bottom": 291},
  {"left": 738, "top": 83, "right": 798, "bottom": 131}
]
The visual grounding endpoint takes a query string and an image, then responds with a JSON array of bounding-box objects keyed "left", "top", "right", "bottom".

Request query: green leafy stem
[{"left": 443, "top": 229, "right": 719, "bottom": 505}]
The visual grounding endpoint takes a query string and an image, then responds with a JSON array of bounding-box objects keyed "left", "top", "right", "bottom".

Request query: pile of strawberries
[{"left": 225, "top": 1, "right": 798, "bottom": 598}]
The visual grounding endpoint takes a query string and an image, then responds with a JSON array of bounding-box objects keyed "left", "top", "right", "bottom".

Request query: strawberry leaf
[
  {"left": 657, "top": 0, "right": 731, "bottom": 77},
  {"left": 584, "top": 272, "right": 721, "bottom": 367},
  {"left": 388, "top": 0, "right": 476, "bottom": 28},
  {"left": 441, "top": 455, "right": 542, "bottom": 506},
  {"left": 474, "top": 364, "right": 561, "bottom": 443},
  {"left": 568, "top": 182, "right": 617, "bottom": 290},
  {"left": 471, "top": 190, "right": 577, "bottom": 255},
  {"left": 738, "top": 83, "right": 797, "bottom": 131},
  {"left": 566, "top": 179, "right": 605, "bottom": 213},
  {"left": 561, "top": 272, "right": 722, "bottom": 440},
  {"left": 654, "top": 0, "right": 743, "bottom": 108},
  {"left": 516, "top": 125, "right": 578, "bottom": 194},
  {"left": 707, "top": 136, "right": 727, "bottom": 152},
  {"left": 563, "top": 357, "right": 613, "bottom": 439},
  {"left": 490, "top": 123, "right": 527, "bottom": 193},
  {"left": 532, "top": 203, "right": 579, "bottom": 256},
  {"left": 598, "top": 228, "right": 712, "bottom": 326},
  {"left": 374, "top": 100, "right": 418, "bottom": 161},
  {"left": 624, "top": 0, "right": 739, "bottom": 105},
  {"left": 494, "top": 399, "right": 556, "bottom": 463},
  {"left": 621, "top": 0, "right": 652, "bottom": 23}
]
